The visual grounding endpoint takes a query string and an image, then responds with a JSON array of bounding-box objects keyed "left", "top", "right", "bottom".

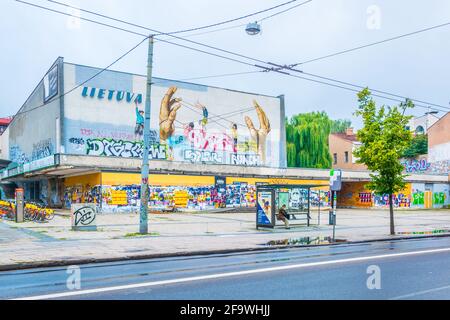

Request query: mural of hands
[
  {"left": 159, "top": 86, "right": 182, "bottom": 143},
  {"left": 245, "top": 100, "right": 271, "bottom": 164}
]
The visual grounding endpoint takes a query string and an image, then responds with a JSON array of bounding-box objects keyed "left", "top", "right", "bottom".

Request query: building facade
[
  {"left": 329, "top": 128, "right": 367, "bottom": 171},
  {"left": 0, "top": 58, "right": 294, "bottom": 208},
  {"left": 406, "top": 113, "right": 440, "bottom": 135},
  {"left": 1, "top": 58, "right": 448, "bottom": 211},
  {"left": 428, "top": 112, "right": 450, "bottom": 175}
]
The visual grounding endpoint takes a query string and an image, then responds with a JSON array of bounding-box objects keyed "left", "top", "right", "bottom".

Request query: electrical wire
[
  {"left": 13, "top": 0, "right": 450, "bottom": 114},
  {"left": 46, "top": 0, "right": 310, "bottom": 36},
  {"left": 34, "top": 0, "right": 450, "bottom": 111},
  {"left": 290, "top": 20, "right": 450, "bottom": 66},
  {"left": 259, "top": 0, "right": 312, "bottom": 22},
  {"left": 13, "top": 36, "right": 149, "bottom": 117}
]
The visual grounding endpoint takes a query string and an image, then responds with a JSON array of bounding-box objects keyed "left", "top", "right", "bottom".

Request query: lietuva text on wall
[{"left": 63, "top": 64, "right": 284, "bottom": 168}]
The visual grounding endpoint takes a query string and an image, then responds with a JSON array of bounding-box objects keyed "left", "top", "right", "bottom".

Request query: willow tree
[
  {"left": 286, "top": 112, "right": 333, "bottom": 168},
  {"left": 331, "top": 119, "right": 352, "bottom": 133}
]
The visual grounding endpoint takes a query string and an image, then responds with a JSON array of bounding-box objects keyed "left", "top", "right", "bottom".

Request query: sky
[{"left": 1, "top": 0, "right": 450, "bottom": 129}]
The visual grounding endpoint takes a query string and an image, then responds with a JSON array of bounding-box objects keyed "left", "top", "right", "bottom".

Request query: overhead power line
[
  {"left": 13, "top": 36, "right": 149, "bottom": 117},
  {"left": 14, "top": 0, "right": 450, "bottom": 114},
  {"left": 291, "top": 20, "right": 450, "bottom": 66},
  {"left": 46, "top": 0, "right": 312, "bottom": 36},
  {"left": 37, "top": 0, "right": 450, "bottom": 112}
]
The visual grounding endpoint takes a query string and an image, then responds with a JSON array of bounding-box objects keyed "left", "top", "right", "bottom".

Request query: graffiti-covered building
[
  {"left": 0, "top": 57, "right": 296, "bottom": 208},
  {"left": 1, "top": 58, "right": 448, "bottom": 211}
]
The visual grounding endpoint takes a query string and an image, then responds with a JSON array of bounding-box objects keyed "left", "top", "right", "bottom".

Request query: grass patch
[{"left": 124, "top": 232, "right": 159, "bottom": 238}]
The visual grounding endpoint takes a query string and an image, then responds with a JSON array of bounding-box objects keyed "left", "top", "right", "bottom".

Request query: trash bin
[{"left": 329, "top": 210, "right": 336, "bottom": 225}]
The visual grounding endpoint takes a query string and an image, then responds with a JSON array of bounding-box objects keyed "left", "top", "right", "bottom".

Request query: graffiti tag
[
  {"left": 230, "top": 154, "right": 260, "bottom": 166},
  {"left": 185, "top": 129, "right": 236, "bottom": 152},
  {"left": 31, "top": 139, "right": 53, "bottom": 161},
  {"left": 184, "top": 150, "right": 223, "bottom": 164},
  {"left": 69, "top": 137, "right": 85, "bottom": 145},
  {"left": 402, "top": 159, "right": 431, "bottom": 173},
  {"left": 86, "top": 138, "right": 166, "bottom": 159},
  {"left": 74, "top": 206, "right": 96, "bottom": 226}
]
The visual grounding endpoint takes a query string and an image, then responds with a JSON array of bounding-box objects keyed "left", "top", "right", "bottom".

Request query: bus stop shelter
[{"left": 256, "top": 184, "right": 328, "bottom": 229}]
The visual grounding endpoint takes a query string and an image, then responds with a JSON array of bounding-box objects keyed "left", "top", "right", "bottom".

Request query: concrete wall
[
  {"left": 428, "top": 112, "right": 450, "bottom": 174},
  {"left": 8, "top": 58, "right": 62, "bottom": 165},
  {"left": 62, "top": 63, "right": 286, "bottom": 168},
  {"left": 428, "top": 113, "right": 450, "bottom": 147}
]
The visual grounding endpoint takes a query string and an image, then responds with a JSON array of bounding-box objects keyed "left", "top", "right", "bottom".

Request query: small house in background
[
  {"left": 0, "top": 117, "right": 12, "bottom": 136},
  {"left": 0, "top": 117, "right": 12, "bottom": 161},
  {"left": 328, "top": 128, "right": 367, "bottom": 171},
  {"left": 406, "top": 112, "right": 440, "bottom": 135}
]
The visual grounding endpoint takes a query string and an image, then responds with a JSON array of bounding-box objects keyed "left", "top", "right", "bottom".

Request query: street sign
[{"left": 329, "top": 169, "right": 342, "bottom": 191}]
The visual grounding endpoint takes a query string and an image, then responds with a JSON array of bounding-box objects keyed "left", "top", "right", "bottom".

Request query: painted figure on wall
[
  {"left": 159, "top": 86, "right": 182, "bottom": 143},
  {"left": 231, "top": 123, "right": 238, "bottom": 154},
  {"left": 134, "top": 100, "right": 144, "bottom": 141},
  {"left": 195, "top": 101, "right": 209, "bottom": 127},
  {"left": 245, "top": 100, "right": 271, "bottom": 164}
]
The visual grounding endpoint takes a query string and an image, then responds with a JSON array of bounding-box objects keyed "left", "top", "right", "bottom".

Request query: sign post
[
  {"left": 329, "top": 169, "right": 342, "bottom": 241},
  {"left": 15, "top": 188, "right": 24, "bottom": 223},
  {"left": 140, "top": 35, "right": 154, "bottom": 234}
]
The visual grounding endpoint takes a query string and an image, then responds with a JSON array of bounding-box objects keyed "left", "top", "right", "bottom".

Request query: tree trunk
[{"left": 389, "top": 193, "right": 395, "bottom": 235}]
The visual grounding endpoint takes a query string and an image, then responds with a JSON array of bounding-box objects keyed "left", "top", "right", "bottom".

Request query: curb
[{"left": 1, "top": 233, "right": 450, "bottom": 272}]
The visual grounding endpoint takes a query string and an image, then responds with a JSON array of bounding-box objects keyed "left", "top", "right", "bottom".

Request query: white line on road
[
  {"left": 390, "top": 284, "right": 450, "bottom": 300},
  {"left": 12, "top": 247, "right": 450, "bottom": 300}
]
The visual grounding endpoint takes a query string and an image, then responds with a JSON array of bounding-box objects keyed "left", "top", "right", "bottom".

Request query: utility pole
[{"left": 140, "top": 35, "right": 154, "bottom": 234}]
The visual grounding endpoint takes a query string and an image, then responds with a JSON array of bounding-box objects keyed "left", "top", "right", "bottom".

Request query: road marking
[
  {"left": 390, "top": 284, "right": 450, "bottom": 300},
  {"left": 12, "top": 247, "right": 450, "bottom": 300}
]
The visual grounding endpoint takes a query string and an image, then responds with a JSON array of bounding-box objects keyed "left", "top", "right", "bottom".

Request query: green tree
[
  {"left": 285, "top": 112, "right": 332, "bottom": 168},
  {"left": 286, "top": 112, "right": 351, "bottom": 168},
  {"left": 331, "top": 119, "right": 352, "bottom": 133},
  {"left": 402, "top": 134, "right": 428, "bottom": 158},
  {"left": 354, "top": 88, "right": 413, "bottom": 235}
]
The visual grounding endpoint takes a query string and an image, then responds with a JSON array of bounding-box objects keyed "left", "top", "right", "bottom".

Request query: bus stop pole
[
  {"left": 332, "top": 191, "right": 337, "bottom": 241},
  {"left": 318, "top": 190, "right": 321, "bottom": 226},
  {"left": 307, "top": 188, "right": 310, "bottom": 227}
]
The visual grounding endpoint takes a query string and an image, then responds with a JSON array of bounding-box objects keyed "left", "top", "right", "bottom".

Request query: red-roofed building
[
  {"left": 0, "top": 117, "right": 12, "bottom": 135},
  {"left": 329, "top": 128, "right": 367, "bottom": 171}
]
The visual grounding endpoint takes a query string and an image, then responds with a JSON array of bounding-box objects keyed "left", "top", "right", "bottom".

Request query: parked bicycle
[
  {"left": 0, "top": 200, "right": 55, "bottom": 222},
  {"left": 0, "top": 200, "right": 15, "bottom": 220}
]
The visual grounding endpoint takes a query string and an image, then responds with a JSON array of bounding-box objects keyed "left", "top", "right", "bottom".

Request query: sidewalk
[{"left": 0, "top": 208, "right": 449, "bottom": 270}]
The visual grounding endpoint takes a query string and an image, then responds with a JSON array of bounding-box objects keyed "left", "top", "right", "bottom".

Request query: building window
[
  {"left": 415, "top": 125, "right": 425, "bottom": 135},
  {"left": 344, "top": 151, "right": 349, "bottom": 163},
  {"left": 333, "top": 153, "right": 337, "bottom": 165}
]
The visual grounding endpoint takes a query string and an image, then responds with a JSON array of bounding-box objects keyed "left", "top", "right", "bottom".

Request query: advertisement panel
[
  {"left": 63, "top": 64, "right": 284, "bottom": 168},
  {"left": 256, "top": 189, "right": 273, "bottom": 227}
]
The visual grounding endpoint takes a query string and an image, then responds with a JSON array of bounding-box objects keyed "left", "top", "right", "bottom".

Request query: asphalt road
[{"left": 1, "top": 237, "right": 450, "bottom": 300}]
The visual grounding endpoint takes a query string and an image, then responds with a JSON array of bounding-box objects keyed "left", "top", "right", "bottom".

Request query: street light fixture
[{"left": 245, "top": 21, "right": 261, "bottom": 35}]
